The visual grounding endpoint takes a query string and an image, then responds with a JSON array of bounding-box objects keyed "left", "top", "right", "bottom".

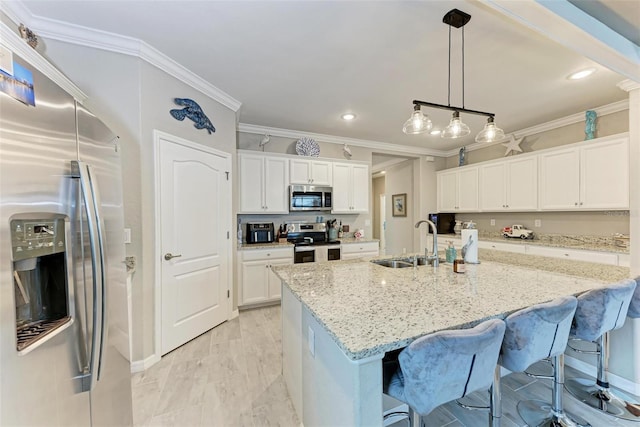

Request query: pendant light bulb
[
  {"left": 441, "top": 111, "right": 470, "bottom": 139},
  {"left": 475, "top": 116, "right": 505, "bottom": 143},
  {"left": 403, "top": 106, "right": 432, "bottom": 135}
]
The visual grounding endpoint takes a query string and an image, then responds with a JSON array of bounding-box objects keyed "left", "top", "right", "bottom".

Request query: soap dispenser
[{"left": 446, "top": 241, "right": 457, "bottom": 263}]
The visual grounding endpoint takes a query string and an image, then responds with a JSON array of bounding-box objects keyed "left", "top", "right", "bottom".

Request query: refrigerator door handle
[{"left": 72, "top": 160, "right": 107, "bottom": 392}]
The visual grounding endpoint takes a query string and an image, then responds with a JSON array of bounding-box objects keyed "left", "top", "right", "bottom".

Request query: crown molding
[
  {"left": 1, "top": 1, "right": 242, "bottom": 112},
  {"left": 442, "top": 99, "right": 630, "bottom": 157},
  {"left": 0, "top": 21, "right": 88, "bottom": 102},
  {"left": 481, "top": 0, "right": 640, "bottom": 82},
  {"left": 618, "top": 79, "right": 640, "bottom": 92},
  {"left": 237, "top": 123, "right": 448, "bottom": 157}
]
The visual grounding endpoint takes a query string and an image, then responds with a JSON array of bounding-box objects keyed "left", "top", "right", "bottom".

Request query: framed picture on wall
[{"left": 392, "top": 193, "right": 407, "bottom": 217}]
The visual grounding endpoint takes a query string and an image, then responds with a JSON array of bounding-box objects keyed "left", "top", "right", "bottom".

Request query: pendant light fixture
[{"left": 402, "top": 9, "right": 504, "bottom": 143}]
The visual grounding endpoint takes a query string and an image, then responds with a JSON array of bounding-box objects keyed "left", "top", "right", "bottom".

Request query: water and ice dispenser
[{"left": 11, "top": 215, "right": 71, "bottom": 352}]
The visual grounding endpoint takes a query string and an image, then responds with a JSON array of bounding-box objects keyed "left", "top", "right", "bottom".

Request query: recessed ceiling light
[
  {"left": 430, "top": 129, "right": 441, "bottom": 135},
  {"left": 568, "top": 68, "right": 596, "bottom": 80},
  {"left": 341, "top": 113, "right": 356, "bottom": 121}
]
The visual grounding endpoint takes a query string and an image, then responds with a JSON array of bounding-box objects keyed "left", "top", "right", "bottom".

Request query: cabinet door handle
[
  {"left": 580, "top": 202, "right": 583, "bottom": 206},
  {"left": 575, "top": 202, "right": 578, "bottom": 206}
]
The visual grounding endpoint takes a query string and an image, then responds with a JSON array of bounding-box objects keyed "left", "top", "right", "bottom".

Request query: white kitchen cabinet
[
  {"left": 478, "top": 240, "right": 527, "bottom": 253},
  {"left": 238, "top": 247, "right": 293, "bottom": 306},
  {"left": 290, "top": 159, "right": 332, "bottom": 185},
  {"left": 341, "top": 241, "right": 379, "bottom": 260},
  {"left": 332, "top": 163, "right": 369, "bottom": 213},
  {"left": 539, "top": 137, "right": 629, "bottom": 210},
  {"left": 525, "top": 245, "right": 618, "bottom": 265},
  {"left": 238, "top": 152, "right": 289, "bottom": 213},
  {"left": 479, "top": 157, "right": 537, "bottom": 211},
  {"left": 580, "top": 138, "right": 629, "bottom": 209},
  {"left": 436, "top": 167, "right": 479, "bottom": 212}
]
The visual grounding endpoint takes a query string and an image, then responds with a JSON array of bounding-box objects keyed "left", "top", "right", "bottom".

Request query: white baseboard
[
  {"left": 130, "top": 353, "right": 161, "bottom": 373},
  {"left": 564, "top": 354, "right": 640, "bottom": 396},
  {"left": 230, "top": 309, "right": 239, "bottom": 319}
]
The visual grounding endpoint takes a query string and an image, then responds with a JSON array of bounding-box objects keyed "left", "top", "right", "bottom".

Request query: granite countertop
[
  {"left": 237, "top": 241, "right": 293, "bottom": 251},
  {"left": 238, "top": 238, "right": 379, "bottom": 250},
  {"left": 440, "top": 232, "right": 629, "bottom": 254},
  {"left": 271, "top": 250, "right": 630, "bottom": 361},
  {"left": 339, "top": 237, "right": 380, "bottom": 244}
]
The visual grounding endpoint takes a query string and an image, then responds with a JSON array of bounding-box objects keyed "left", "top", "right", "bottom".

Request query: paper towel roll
[{"left": 461, "top": 229, "right": 479, "bottom": 263}]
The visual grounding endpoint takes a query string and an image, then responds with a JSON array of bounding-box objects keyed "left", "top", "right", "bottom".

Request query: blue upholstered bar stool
[
  {"left": 500, "top": 296, "right": 587, "bottom": 427},
  {"left": 565, "top": 278, "right": 638, "bottom": 422},
  {"left": 384, "top": 318, "right": 506, "bottom": 427}
]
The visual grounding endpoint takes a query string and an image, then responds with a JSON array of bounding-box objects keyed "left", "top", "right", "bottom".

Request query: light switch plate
[
  {"left": 490, "top": 219, "right": 495, "bottom": 226},
  {"left": 308, "top": 326, "right": 315, "bottom": 357},
  {"left": 124, "top": 228, "right": 131, "bottom": 244},
  {"left": 534, "top": 219, "right": 541, "bottom": 227},
  {"left": 365, "top": 219, "right": 371, "bottom": 226}
]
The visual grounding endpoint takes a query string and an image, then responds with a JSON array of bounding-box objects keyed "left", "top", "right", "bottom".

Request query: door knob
[{"left": 164, "top": 253, "right": 182, "bottom": 261}]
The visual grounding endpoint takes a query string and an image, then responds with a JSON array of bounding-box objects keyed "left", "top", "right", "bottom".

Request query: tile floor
[{"left": 132, "top": 305, "right": 638, "bottom": 426}]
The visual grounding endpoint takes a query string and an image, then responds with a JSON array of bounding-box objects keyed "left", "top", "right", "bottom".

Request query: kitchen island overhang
[{"left": 273, "top": 254, "right": 631, "bottom": 426}]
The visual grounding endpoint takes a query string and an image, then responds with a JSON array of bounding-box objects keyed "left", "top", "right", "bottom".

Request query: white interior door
[{"left": 158, "top": 134, "right": 230, "bottom": 355}]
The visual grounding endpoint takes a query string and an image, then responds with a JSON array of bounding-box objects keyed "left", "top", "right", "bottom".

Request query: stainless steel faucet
[{"left": 415, "top": 220, "right": 439, "bottom": 267}]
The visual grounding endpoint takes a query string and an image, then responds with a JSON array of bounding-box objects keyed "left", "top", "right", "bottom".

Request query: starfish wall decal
[{"left": 502, "top": 134, "right": 524, "bottom": 156}]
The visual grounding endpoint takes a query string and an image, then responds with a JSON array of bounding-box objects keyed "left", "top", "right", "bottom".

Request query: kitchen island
[{"left": 271, "top": 253, "right": 630, "bottom": 426}]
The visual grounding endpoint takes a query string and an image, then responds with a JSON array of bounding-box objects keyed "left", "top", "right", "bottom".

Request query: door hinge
[
  {"left": 225, "top": 171, "right": 229, "bottom": 180},
  {"left": 227, "top": 290, "right": 230, "bottom": 298},
  {"left": 227, "top": 231, "right": 230, "bottom": 239}
]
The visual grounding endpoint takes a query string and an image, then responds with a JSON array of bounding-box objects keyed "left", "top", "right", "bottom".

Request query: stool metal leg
[
  {"left": 490, "top": 366, "right": 502, "bottom": 427},
  {"left": 566, "top": 332, "right": 640, "bottom": 422},
  {"left": 518, "top": 354, "right": 591, "bottom": 427}
]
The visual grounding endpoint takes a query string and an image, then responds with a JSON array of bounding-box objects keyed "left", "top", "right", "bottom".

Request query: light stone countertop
[
  {"left": 338, "top": 237, "right": 379, "bottom": 245},
  {"left": 237, "top": 241, "right": 293, "bottom": 251},
  {"left": 440, "top": 232, "right": 629, "bottom": 254},
  {"left": 237, "top": 238, "right": 378, "bottom": 250},
  {"left": 271, "top": 250, "right": 630, "bottom": 361}
]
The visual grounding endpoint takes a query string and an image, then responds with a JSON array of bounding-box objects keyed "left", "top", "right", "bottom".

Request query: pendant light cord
[
  {"left": 462, "top": 26, "right": 465, "bottom": 109},
  {"left": 447, "top": 24, "right": 451, "bottom": 107}
]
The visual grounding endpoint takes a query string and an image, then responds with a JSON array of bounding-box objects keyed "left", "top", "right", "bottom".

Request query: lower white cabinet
[
  {"left": 341, "top": 241, "right": 379, "bottom": 260},
  {"left": 525, "top": 245, "right": 619, "bottom": 265},
  {"left": 238, "top": 247, "right": 293, "bottom": 306},
  {"left": 478, "top": 240, "right": 527, "bottom": 254}
]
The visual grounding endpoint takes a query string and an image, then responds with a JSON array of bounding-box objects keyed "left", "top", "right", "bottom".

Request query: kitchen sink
[
  {"left": 370, "top": 259, "right": 413, "bottom": 269},
  {"left": 370, "top": 256, "right": 446, "bottom": 268}
]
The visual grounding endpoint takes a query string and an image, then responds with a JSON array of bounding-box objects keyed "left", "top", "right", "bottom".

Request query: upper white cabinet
[
  {"left": 238, "top": 152, "right": 289, "bottom": 213},
  {"left": 437, "top": 167, "right": 479, "bottom": 212},
  {"left": 332, "top": 163, "right": 369, "bottom": 213},
  {"left": 539, "top": 137, "right": 628, "bottom": 210},
  {"left": 479, "top": 156, "right": 537, "bottom": 211},
  {"left": 290, "top": 159, "right": 332, "bottom": 185}
]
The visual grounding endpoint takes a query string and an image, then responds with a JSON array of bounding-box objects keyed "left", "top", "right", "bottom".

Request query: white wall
[
  {"left": 40, "top": 39, "right": 237, "bottom": 361},
  {"left": 383, "top": 160, "right": 415, "bottom": 256}
]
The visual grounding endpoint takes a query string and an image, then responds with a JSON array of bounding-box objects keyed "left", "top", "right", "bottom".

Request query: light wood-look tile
[{"left": 133, "top": 306, "right": 638, "bottom": 427}]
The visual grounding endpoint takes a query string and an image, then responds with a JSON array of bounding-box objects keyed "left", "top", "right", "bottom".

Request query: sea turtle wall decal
[{"left": 169, "top": 98, "right": 216, "bottom": 134}]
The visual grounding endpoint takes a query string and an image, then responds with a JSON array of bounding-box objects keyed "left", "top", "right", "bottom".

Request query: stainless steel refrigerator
[{"left": 0, "top": 50, "right": 133, "bottom": 425}]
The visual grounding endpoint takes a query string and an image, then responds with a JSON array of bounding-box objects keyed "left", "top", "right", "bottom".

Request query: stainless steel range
[{"left": 286, "top": 222, "right": 341, "bottom": 264}]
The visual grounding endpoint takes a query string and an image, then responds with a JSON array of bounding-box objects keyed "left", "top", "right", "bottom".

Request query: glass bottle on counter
[{"left": 446, "top": 241, "right": 457, "bottom": 263}]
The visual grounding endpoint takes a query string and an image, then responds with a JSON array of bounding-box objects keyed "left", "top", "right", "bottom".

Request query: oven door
[
  {"left": 294, "top": 247, "right": 315, "bottom": 264},
  {"left": 328, "top": 247, "right": 341, "bottom": 261}
]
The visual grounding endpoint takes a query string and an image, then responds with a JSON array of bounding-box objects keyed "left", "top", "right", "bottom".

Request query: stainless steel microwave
[{"left": 289, "top": 185, "right": 332, "bottom": 212}]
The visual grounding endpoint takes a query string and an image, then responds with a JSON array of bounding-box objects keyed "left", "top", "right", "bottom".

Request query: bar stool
[
  {"left": 384, "top": 318, "right": 505, "bottom": 427},
  {"left": 499, "top": 296, "right": 587, "bottom": 427},
  {"left": 565, "top": 278, "right": 638, "bottom": 421},
  {"left": 627, "top": 276, "right": 640, "bottom": 318}
]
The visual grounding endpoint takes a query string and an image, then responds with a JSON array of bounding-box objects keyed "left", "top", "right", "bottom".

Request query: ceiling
[{"left": 15, "top": 1, "right": 637, "bottom": 152}]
